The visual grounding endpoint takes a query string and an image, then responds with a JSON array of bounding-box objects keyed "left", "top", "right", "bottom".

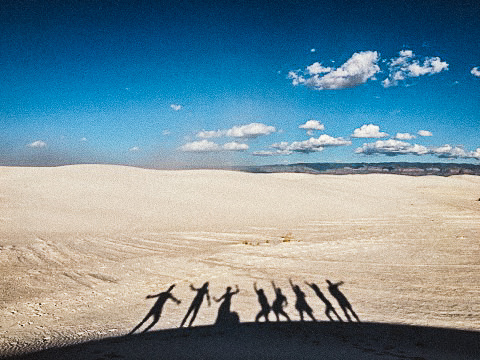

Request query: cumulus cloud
[
  {"left": 222, "top": 142, "right": 249, "bottom": 151},
  {"left": 170, "top": 104, "right": 182, "bottom": 111},
  {"left": 269, "top": 135, "right": 351, "bottom": 155},
  {"left": 197, "top": 130, "right": 225, "bottom": 139},
  {"left": 394, "top": 133, "right": 416, "bottom": 140},
  {"left": 180, "top": 140, "right": 248, "bottom": 152},
  {"left": 289, "top": 51, "right": 380, "bottom": 90},
  {"left": 430, "top": 144, "right": 469, "bottom": 159},
  {"left": 226, "top": 123, "right": 276, "bottom": 138},
  {"left": 129, "top": 146, "right": 140, "bottom": 152},
  {"left": 196, "top": 123, "right": 276, "bottom": 139},
  {"left": 356, "top": 141, "right": 480, "bottom": 160},
  {"left": 252, "top": 150, "right": 291, "bottom": 156},
  {"left": 299, "top": 120, "right": 325, "bottom": 131},
  {"left": 351, "top": 124, "right": 388, "bottom": 138},
  {"left": 471, "top": 67, "right": 480, "bottom": 77},
  {"left": 383, "top": 50, "right": 449, "bottom": 87},
  {"left": 27, "top": 140, "right": 47, "bottom": 148},
  {"left": 355, "top": 139, "right": 429, "bottom": 156},
  {"left": 417, "top": 130, "right": 433, "bottom": 137},
  {"left": 180, "top": 140, "right": 220, "bottom": 152}
]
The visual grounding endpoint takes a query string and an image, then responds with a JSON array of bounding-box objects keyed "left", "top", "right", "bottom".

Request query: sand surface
[{"left": 0, "top": 165, "right": 479, "bottom": 358}]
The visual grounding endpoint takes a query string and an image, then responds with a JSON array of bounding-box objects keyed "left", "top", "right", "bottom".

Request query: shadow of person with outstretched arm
[
  {"left": 214, "top": 285, "right": 240, "bottom": 326},
  {"left": 326, "top": 279, "right": 360, "bottom": 322},
  {"left": 254, "top": 282, "right": 271, "bottom": 322},
  {"left": 180, "top": 282, "right": 211, "bottom": 328},
  {"left": 271, "top": 281, "right": 290, "bottom": 322},
  {"left": 305, "top": 281, "right": 343, "bottom": 322},
  {"left": 289, "top": 279, "right": 316, "bottom": 322},
  {"left": 130, "top": 284, "right": 181, "bottom": 334}
]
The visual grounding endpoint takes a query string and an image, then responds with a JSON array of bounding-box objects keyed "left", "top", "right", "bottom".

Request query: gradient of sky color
[{"left": 1, "top": 0, "right": 479, "bottom": 168}]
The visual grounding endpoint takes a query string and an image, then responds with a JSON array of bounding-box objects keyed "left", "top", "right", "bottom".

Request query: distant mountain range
[{"left": 232, "top": 162, "right": 480, "bottom": 176}]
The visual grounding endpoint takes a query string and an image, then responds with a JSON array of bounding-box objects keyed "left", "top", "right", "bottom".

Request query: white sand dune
[{"left": 0, "top": 165, "right": 479, "bottom": 358}]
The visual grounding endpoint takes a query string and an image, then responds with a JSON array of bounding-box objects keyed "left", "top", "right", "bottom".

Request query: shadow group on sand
[{"left": 130, "top": 278, "right": 360, "bottom": 334}]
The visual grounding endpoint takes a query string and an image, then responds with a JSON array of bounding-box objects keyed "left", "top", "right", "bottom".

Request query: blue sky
[{"left": 1, "top": 0, "right": 479, "bottom": 167}]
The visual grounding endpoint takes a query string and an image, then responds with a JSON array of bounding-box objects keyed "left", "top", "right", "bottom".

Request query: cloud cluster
[
  {"left": 417, "top": 130, "right": 433, "bottom": 137},
  {"left": 27, "top": 140, "right": 47, "bottom": 148},
  {"left": 356, "top": 140, "right": 480, "bottom": 159},
  {"left": 254, "top": 135, "right": 351, "bottom": 156},
  {"left": 471, "top": 67, "right": 480, "bottom": 77},
  {"left": 180, "top": 140, "right": 248, "bottom": 152},
  {"left": 382, "top": 50, "right": 449, "bottom": 87},
  {"left": 289, "top": 51, "right": 380, "bottom": 90},
  {"left": 170, "top": 104, "right": 182, "bottom": 111},
  {"left": 299, "top": 120, "right": 325, "bottom": 131},
  {"left": 197, "top": 123, "right": 276, "bottom": 139},
  {"left": 351, "top": 124, "right": 388, "bottom": 138},
  {"left": 289, "top": 50, "right": 450, "bottom": 90},
  {"left": 394, "top": 133, "right": 416, "bottom": 140}
]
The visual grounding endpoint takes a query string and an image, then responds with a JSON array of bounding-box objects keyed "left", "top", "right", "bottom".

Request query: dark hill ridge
[{"left": 233, "top": 162, "right": 480, "bottom": 176}]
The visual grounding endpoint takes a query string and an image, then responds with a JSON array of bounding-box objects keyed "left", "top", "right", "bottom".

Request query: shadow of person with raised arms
[
  {"left": 289, "top": 279, "right": 316, "bottom": 321},
  {"left": 180, "top": 282, "right": 211, "bottom": 327},
  {"left": 254, "top": 282, "right": 271, "bottom": 322},
  {"left": 214, "top": 285, "right": 240, "bottom": 326},
  {"left": 305, "top": 281, "right": 343, "bottom": 322},
  {"left": 129, "top": 284, "right": 181, "bottom": 334},
  {"left": 326, "top": 279, "right": 360, "bottom": 322},
  {"left": 271, "top": 281, "right": 290, "bottom": 322}
]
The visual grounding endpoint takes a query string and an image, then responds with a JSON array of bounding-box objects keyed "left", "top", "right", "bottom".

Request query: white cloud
[
  {"left": 225, "top": 123, "right": 276, "bottom": 138},
  {"left": 417, "top": 130, "right": 433, "bottom": 137},
  {"left": 170, "top": 104, "right": 182, "bottom": 111},
  {"left": 383, "top": 50, "right": 449, "bottom": 87},
  {"left": 306, "top": 62, "right": 332, "bottom": 75},
  {"left": 196, "top": 123, "right": 276, "bottom": 140},
  {"left": 356, "top": 141, "right": 480, "bottom": 160},
  {"left": 270, "top": 135, "right": 351, "bottom": 154},
  {"left": 180, "top": 140, "right": 220, "bottom": 152},
  {"left": 252, "top": 150, "right": 291, "bottom": 156},
  {"left": 180, "top": 140, "right": 249, "bottom": 152},
  {"left": 222, "top": 142, "right": 249, "bottom": 151},
  {"left": 197, "top": 130, "right": 225, "bottom": 139},
  {"left": 352, "top": 124, "right": 388, "bottom": 138},
  {"left": 129, "top": 146, "right": 140, "bottom": 152},
  {"left": 430, "top": 144, "right": 468, "bottom": 158},
  {"left": 299, "top": 120, "right": 325, "bottom": 131},
  {"left": 355, "top": 139, "right": 429, "bottom": 156},
  {"left": 310, "top": 48, "right": 316, "bottom": 53},
  {"left": 162, "top": 130, "right": 171, "bottom": 136},
  {"left": 80, "top": 137, "right": 87, "bottom": 142},
  {"left": 394, "top": 133, "right": 416, "bottom": 140},
  {"left": 289, "top": 51, "right": 380, "bottom": 90},
  {"left": 471, "top": 67, "right": 480, "bottom": 77},
  {"left": 27, "top": 140, "right": 47, "bottom": 148}
]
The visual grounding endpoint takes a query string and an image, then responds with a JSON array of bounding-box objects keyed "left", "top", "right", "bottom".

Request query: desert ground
[{"left": 0, "top": 165, "right": 479, "bottom": 359}]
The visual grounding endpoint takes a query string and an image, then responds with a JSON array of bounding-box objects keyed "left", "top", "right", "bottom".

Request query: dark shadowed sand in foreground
[{"left": 0, "top": 165, "right": 479, "bottom": 358}]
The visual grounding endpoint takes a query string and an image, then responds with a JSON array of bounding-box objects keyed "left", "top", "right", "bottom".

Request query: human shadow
[
  {"left": 129, "top": 284, "right": 181, "bottom": 334},
  {"left": 180, "top": 282, "right": 211, "bottom": 328},
  {"left": 271, "top": 281, "right": 290, "bottom": 322},
  {"left": 326, "top": 279, "right": 360, "bottom": 322},
  {"left": 305, "top": 281, "right": 343, "bottom": 322},
  {"left": 253, "top": 282, "right": 271, "bottom": 322},
  {"left": 289, "top": 279, "right": 316, "bottom": 321},
  {"left": 214, "top": 285, "right": 240, "bottom": 326}
]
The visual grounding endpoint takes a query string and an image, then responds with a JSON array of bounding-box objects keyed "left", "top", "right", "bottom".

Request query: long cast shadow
[
  {"left": 325, "top": 279, "right": 360, "bottom": 322},
  {"left": 271, "top": 281, "right": 290, "bottom": 322},
  {"left": 214, "top": 285, "right": 240, "bottom": 326},
  {"left": 289, "top": 279, "right": 316, "bottom": 321},
  {"left": 129, "top": 284, "right": 181, "bottom": 334},
  {"left": 253, "top": 282, "right": 271, "bottom": 322},
  {"left": 305, "top": 281, "right": 342, "bottom": 322},
  {"left": 180, "top": 282, "right": 211, "bottom": 328}
]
